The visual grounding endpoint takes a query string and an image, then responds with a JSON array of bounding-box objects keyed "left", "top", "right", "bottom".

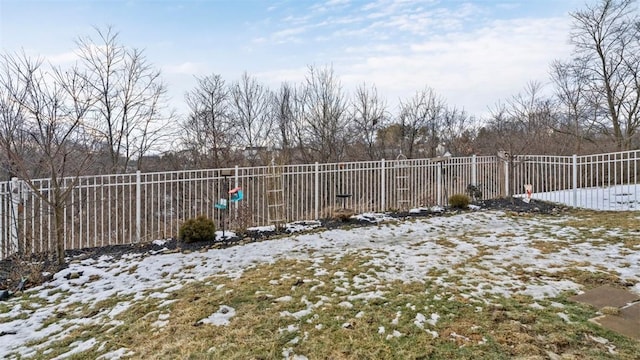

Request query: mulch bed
[{"left": 0, "top": 199, "right": 569, "bottom": 292}]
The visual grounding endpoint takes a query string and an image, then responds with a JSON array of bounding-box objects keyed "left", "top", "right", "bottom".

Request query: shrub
[
  {"left": 333, "top": 207, "right": 355, "bottom": 222},
  {"left": 179, "top": 216, "right": 216, "bottom": 243},
  {"left": 2, "top": 253, "right": 56, "bottom": 292},
  {"left": 466, "top": 184, "right": 482, "bottom": 200},
  {"left": 449, "top": 194, "right": 471, "bottom": 209},
  {"left": 230, "top": 202, "right": 252, "bottom": 234}
]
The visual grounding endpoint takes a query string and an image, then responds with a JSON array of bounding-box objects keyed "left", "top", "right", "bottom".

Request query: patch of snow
[
  {"left": 248, "top": 225, "right": 276, "bottom": 232},
  {"left": 557, "top": 312, "right": 572, "bottom": 323},
  {"left": 286, "top": 221, "right": 321, "bottom": 233},
  {"left": 386, "top": 330, "right": 403, "bottom": 340},
  {"left": 198, "top": 305, "right": 236, "bottom": 326},
  {"left": 414, "top": 313, "right": 426, "bottom": 329},
  {"left": 347, "top": 290, "right": 386, "bottom": 301},
  {"left": 529, "top": 302, "right": 545, "bottom": 310},
  {"left": 588, "top": 335, "right": 610, "bottom": 344},
  {"left": 338, "top": 301, "right": 353, "bottom": 308},
  {"left": 216, "top": 230, "right": 236, "bottom": 241},
  {"left": 520, "top": 183, "right": 640, "bottom": 211},
  {"left": 151, "top": 319, "right": 169, "bottom": 328},
  {"left": 280, "top": 309, "right": 312, "bottom": 319},
  {"left": 96, "top": 348, "right": 135, "bottom": 360},
  {"left": 391, "top": 311, "right": 401, "bottom": 325},
  {"left": 282, "top": 347, "right": 309, "bottom": 360},
  {"left": 279, "top": 324, "right": 299, "bottom": 333},
  {"left": 353, "top": 212, "right": 395, "bottom": 223},
  {"left": 427, "top": 313, "right": 440, "bottom": 326},
  {"left": 409, "top": 206, "right": 444, "bottom": 214},
  {"left": 108, "top": 301, "right": 131, "bottom": 318}
]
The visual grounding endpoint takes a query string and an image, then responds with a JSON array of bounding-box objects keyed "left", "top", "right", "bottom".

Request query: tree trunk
[{"left": 54, "top": 199, "right": 66, "bottom": 267}]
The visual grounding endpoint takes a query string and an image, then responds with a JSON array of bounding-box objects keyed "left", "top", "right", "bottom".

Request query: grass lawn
[{"left": 1, "top": 209, "right": 639, "bottom": 359}]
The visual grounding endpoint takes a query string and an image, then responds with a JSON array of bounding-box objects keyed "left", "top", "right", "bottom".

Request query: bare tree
[
  {"left": 272, "top": 82, "right": 298, "bottom": 164},
  {"left": 440, "top": 106, "right": 474, "bottom": 156},
  {"left": 182, "top": 74, "right": 233, "bottom": 168},
  {"left": 375, "top": 123, "right": 404, "bottom": 157},
  {"left": 229, "top": 72, "right": 274, "bottom": 164},
  {"left": 0, "top": 64, "right": 30, "bottom": 180},
  {"left": 348, "top": 83, "right": 388, "bottom": 160},
  {"left": 397, "top": 87, "right": 446, "bottom": 158},
  {"left": 569, "top": 0, "right": 640, "bottom": 150},
  {"left": 76, "top": 26, "right": 175, "bottom": 173},
  {"left": 550, "top": 59, "right": 606, "bottom": 153},
  {"left": 298, "top": 65, "right": 349, "bottom": 163},
  {"left": 0, "top": 53, "right": 96, "bottom": 265},
  {"left": 480, "top": 81, "right": 557, "bottom": 157}
]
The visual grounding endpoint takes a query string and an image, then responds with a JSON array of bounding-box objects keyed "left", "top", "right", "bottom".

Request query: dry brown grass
[
  {"left": 55, "top": 254, "right": 634, "bottom": 360},
  {"left": 4, "top": 209, "right": 640, "bottom": 359},
  {"left": 559, "top": 211, "right": 640, "bottom": 249},
  {"left": 529, "top": 239, "right": 565, "bottom": 254}
]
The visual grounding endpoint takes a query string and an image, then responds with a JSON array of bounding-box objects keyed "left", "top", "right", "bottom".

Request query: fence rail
[{"left": 1, "top": 150, "right": 639, "bottom": 259}]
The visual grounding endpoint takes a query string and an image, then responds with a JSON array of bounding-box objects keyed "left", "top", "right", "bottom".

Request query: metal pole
[
  {"left": 135, "top": 170, "right": 141, "bottom": 243},
  {"left": 234, "top": 165, "right": 239, "bottom": 219},
  {"left": 314, "top": 162, "right": 319, "bottom": 219},
  {"left": 471, "top": 154, "right": 477, "bottom": 186},
  {"left": 504, "top": 159, "right": 509, "bottom": 198},
  {"left": 224, "top": 175, "right": 229, "bottom": 238},
  {"left": 572, "top": 154, "right": 578, "bottom": 207},
  {"left": 9, "top": 177, "right": 20, "bottom": 255},
  {"left": 437, "top": 163, "right": 442, "bottom": 206},
  {"left": 381, "top": 159, "right": 386, "bottom": 211}
]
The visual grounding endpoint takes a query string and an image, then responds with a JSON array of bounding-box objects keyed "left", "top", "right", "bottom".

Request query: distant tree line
[{"left": 1, "top": 0, "right": 639, "bottom": 179}]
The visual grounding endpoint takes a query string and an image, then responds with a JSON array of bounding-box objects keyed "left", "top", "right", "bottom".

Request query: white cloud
[
  {"left": 163, "top": 62, "right": 208, "bottom": 75},
  {"left": 272, "top": 26, "right": 308, "bottom": 40},
  {"left": 254, "top": 67, "right": 309, "bottom": 87},
  {"left": 333, "top": 16, "right": 573, "bottom": 116},
  {"left": 45, "top": 51, "right": 78, "bottom": 65}
]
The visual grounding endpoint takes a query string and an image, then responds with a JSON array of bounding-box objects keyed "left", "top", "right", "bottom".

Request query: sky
[{"left": 0, "top": 0, "right": 587, "bottom": 119}]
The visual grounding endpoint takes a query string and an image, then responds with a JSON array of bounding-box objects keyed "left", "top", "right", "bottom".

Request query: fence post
[
  {"left": 503, "top": 159, "right": 509, "bottom": 198},
  {"left": 437, "top": 163, "right": 443, "bottom": 206},
  {"left": 572, "top": 154, "right": 578, "bottom": 207},
  {"left": 0, "top": 183, "right": 3, "bottom": 259},
  {"left": 136, "top": 171, "right": 141, "bottom": 243},
  {"left": 314, "top": 162, "right": 319, "bottom": 219},
  {"left": 9, "top": 177, "right": 20, "bottom": 254},
  {"left": 381, "top": 159, "right": 386, "bottom": 211},
  {"left": 471, "top": 154, "right": 477, "bottom": 186},
  {"left": 234, "top": 165, "right": 239, "bottom": 218}
]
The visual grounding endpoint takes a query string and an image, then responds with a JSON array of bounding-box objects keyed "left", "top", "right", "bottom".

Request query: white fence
[
  {"left": 511, "top": 151, "right": 640, "bottom": 210},
  {"left": 1, "top": 150, "right": 638, "bottom": 259}
]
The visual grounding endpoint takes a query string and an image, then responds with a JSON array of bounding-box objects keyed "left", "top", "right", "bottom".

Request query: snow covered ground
[
  {"left": 518, "top": 183, "right": 640, "bottom": 211},
  {"left": 1, "top": 206, "right": 639, "bottom": 359}
]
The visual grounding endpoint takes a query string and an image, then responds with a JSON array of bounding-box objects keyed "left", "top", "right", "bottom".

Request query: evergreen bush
[
  {"left": 178, "top": 216, "right": 216, "bottom": 243},
  {"left": 448, "top": 194, "right": 471, "bottom": 209}
]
